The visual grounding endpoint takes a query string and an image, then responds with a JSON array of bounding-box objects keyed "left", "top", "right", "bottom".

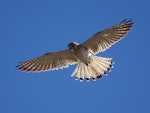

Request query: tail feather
[{"left": 71, "top": 56, "right": 114, "bottom": 81}]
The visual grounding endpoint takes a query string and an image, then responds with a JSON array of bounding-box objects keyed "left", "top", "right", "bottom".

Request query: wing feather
[
  {"left": 17, "top": 50, "right": 78, "bottom": 72},
  {"left": 82, "top": 19, "right": 133, "bottom": 54}
]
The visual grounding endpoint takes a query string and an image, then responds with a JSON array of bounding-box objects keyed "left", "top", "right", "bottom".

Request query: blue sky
[{"left": 0, "top": 0, "right": 150, "bottom": 113}]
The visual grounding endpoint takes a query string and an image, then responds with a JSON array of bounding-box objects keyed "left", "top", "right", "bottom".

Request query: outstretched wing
[
  {"left": 82, "top": 19, "right": 133, "bottom": 54},
  {"left": 17, "top": 50, "right": 78, "bottom": 72}
]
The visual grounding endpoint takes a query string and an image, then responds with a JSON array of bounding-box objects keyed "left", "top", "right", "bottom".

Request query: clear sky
[{"left": 0, "top": 0, "right": 149, "bottom": 113}]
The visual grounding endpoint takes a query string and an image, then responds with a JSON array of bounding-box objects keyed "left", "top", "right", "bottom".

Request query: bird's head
[{"left": 68, "top": 42, "right": 79, "bottom": 51}]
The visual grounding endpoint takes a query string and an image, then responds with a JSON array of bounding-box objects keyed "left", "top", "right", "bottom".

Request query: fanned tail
[{"left": 71, "top": 56, "right": 114, "bottom": 81}]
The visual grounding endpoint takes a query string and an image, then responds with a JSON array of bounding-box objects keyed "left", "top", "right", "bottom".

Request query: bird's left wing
[
  {"left": 82, "top": 19, "right": 133, "bottom": 54},
  {"left": 17, "top": 50, "right": 78, "bottom": 72}
]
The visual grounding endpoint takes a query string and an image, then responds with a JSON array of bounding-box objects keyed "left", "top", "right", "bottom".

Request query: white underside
[{"left": 71, "top": 56, "right": 113, "bottom": 81}]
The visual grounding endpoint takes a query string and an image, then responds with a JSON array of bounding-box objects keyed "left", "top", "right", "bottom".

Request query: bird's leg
[{"left": 85, "top": 62, "right": 90, "bottom": 66}]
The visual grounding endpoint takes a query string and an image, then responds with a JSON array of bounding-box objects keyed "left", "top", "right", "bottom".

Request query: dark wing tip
[
  {"left": 16, "top": 63, "right": 26, "bottom": 71},
  {"left": 16, "top": 62, "right": 22, "bottom": 69},
  {"left": 16, "top": 62, "right": 33, "bottom": 72},
  {"left": 120, "top": 19, "right": 134, "bottom": 26}
]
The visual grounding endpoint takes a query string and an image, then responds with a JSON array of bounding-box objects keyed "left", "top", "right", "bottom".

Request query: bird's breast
[{"left": 74, "top": 45, "right": 92, "bottom": 64}]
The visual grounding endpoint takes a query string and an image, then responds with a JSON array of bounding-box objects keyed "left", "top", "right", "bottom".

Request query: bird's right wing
[
  {"left": 17, "top": 50, "right": 78, "bottom": 72},
  {"left": 82, "top": 20, "right": 133, "bottom": 54}
]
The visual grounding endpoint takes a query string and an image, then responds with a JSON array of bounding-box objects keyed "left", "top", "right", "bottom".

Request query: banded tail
[{"left": 71, "top": 56, "right": 114, "bottom": 81}]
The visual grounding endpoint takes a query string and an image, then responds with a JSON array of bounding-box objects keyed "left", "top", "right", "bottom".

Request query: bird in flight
[{"left": 17, "top": 19, "right": 133, "bottom": 81}]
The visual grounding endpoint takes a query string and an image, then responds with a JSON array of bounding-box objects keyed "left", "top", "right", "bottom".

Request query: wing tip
[{"left": 120, "top": 19, "right": 134, "bottom": 26}]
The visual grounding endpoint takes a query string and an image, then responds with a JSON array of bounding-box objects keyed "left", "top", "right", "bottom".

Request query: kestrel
[{"left": 17, "top": 19, "right": 133, "bottom": 81}]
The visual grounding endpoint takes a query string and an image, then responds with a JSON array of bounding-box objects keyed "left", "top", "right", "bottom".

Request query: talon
[
  {"left": 85, "top": 62, "right": 90, "bottom": 66},
  {"left": 85, "top": 63, "right": 88, "bottom": 66}
]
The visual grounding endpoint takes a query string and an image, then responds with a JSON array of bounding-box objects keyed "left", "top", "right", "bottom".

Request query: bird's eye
[
  {"left": 68, "top": 43, "right": 72, "bottom": 49},
  {"left": 68, "top": 42, "right": 79, "bottom": 50},
  {"left": 68, "top": 43, "right": 74, "bottom": 50},
  {"left": 71, "top": 44, "right": 74, "bottom": 48}
]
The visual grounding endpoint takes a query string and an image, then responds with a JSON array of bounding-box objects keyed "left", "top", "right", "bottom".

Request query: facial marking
[{"left": 68, "top": 42, "right": 79, "bottom": 50}]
